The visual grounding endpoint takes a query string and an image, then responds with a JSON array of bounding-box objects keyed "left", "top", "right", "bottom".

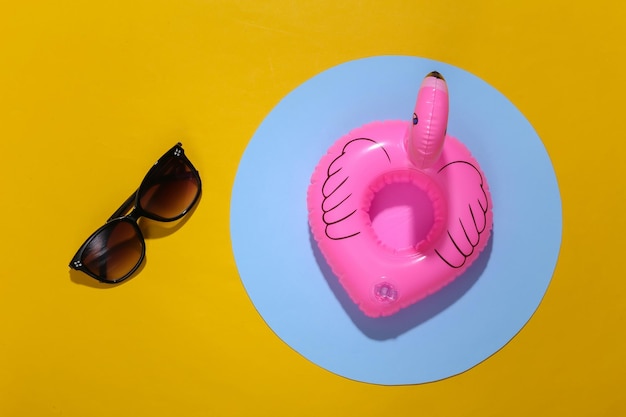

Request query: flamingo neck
[{"left": 406, "top": 74, "right": 449, "bottom": 169}]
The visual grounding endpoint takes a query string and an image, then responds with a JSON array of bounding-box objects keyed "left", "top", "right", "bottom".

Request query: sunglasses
[{"left": 69, "top": 143, "right": 202, "bottom": 284}]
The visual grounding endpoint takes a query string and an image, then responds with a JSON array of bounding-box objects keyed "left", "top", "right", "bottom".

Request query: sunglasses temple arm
[{"left": 108, "top": 189, "right": 138, "bottom": 221}]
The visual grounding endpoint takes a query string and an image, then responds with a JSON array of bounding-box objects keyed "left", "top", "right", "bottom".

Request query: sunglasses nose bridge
[{"left": 125, "top": 207, "right": 143, "bottom": 222}]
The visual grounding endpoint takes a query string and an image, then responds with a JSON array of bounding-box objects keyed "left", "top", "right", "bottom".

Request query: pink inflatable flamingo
[{"left": 307, "top": 71, "right": 493, "bottom": 317}]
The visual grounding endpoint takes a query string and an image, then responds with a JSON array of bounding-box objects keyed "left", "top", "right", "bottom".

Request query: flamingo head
[{"left": 405, "top": 71, "right": 449, "bottom": 169}]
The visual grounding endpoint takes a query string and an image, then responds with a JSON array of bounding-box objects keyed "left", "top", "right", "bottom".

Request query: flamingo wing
[
  {"left": 434, "top": 160, "right": 489, "bottom": 268},
  {"left": 319, "top": 137, "right": 390, "bottom": 240}
]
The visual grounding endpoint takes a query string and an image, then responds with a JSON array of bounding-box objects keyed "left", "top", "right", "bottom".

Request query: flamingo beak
[{"left": 427, "top": 70, "right": 445, "bottom": 80}]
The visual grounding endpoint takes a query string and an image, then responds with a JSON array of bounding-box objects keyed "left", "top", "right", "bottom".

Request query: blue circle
[{"left": 230, "top": 56, "right": 561, "bottom": 385}]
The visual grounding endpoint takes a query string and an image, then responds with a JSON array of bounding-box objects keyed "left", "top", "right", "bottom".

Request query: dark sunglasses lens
[
  {"left": 82, "top": 220, "right": 144, "bottom": 282},
  {"left": 139, "top": 156, "right": 200, "bottom": 219}
]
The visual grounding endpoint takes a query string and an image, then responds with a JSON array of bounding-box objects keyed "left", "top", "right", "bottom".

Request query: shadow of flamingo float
[{"left": 307, "top": 71, "right": 493, "bottom": 317}]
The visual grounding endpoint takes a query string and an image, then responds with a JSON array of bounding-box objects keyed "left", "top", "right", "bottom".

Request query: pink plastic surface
[{"left": 307, "top": 72, "right": 494, "bottom": 317}]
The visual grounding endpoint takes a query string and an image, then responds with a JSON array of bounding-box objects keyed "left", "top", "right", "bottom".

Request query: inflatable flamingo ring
[{"left": 307, "top": 71, "right": 493, "bottom": 317}]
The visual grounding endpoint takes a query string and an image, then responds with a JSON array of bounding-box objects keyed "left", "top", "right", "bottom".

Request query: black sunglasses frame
[{"left": 69, "top": 142, "right": 202, "bottom": 284}]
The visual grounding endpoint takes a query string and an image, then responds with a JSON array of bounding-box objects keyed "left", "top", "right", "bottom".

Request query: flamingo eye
[{"left": 412, "top": 113, "right": 418, "bottom": 125}]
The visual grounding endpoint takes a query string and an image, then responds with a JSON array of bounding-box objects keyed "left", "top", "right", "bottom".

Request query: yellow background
[{"left": 1, "top": 1, "right": 624, "bottom": 415}]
